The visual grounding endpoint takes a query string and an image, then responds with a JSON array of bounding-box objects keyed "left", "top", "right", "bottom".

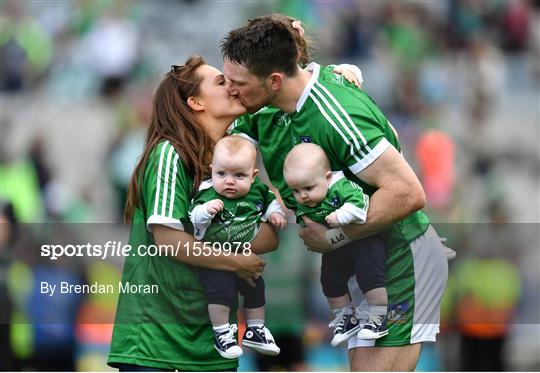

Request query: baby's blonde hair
[
  {"left": 213, "top": 135, "right": 257, "bottom": 165},
  {"left": 284, "top": 143, "right": 330, "bottom": 177}
]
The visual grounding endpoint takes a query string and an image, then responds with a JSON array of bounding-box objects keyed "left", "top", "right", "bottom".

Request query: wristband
[{"left": 325, "top": 227, "right": 352, "bottom": 249}]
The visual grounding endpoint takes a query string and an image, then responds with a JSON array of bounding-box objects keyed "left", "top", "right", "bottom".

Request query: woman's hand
[{"left": 298, "top": 217, "right": 334, "bottom": 253}]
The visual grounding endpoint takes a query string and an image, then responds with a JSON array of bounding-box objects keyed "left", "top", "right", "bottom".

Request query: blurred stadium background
[{"left": 1, "top": 0, "right": 539, "bottom": 371}]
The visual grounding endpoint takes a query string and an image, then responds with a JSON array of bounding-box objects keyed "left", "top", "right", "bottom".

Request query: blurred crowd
[{"left": 1, "top": 0, "right": 539, "bottom": 371}]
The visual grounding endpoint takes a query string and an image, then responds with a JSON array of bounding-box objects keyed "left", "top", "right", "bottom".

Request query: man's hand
[
  {"left": 234, "top": 253, "right": 266, "bottom": 287},
  {"left": 206, "top": 199, "right": 224, "bottom": 215},
  {"left": 299, "top": 217, "right": 334, "bottom": 253},
  {"left": 268, "top": 212, "right": 287, "bottom": 229}
]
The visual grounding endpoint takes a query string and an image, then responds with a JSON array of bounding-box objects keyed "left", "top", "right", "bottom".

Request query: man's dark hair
[{"left": 220, "top": 15, "right": 299, "bottom": 79}]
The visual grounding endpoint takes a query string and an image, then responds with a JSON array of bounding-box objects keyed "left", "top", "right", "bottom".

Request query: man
[{"left": 220, "top": 15, "right": 448, "bottom": 371}]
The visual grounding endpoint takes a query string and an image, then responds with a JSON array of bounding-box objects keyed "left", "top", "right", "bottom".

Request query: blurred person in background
[
  {"left": 4, "top": 225, "right": 85, "bottom": 371},
  {"left": 444, "top": 200, "right": 522, "bottom": 371},
  {"left": 0, "top": 201, "right": 18, "bottom": 370}
]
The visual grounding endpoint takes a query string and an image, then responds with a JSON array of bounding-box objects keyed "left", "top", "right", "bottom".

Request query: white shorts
[{"left": 348, "top": 225, "right": 449, "bottom": 348}]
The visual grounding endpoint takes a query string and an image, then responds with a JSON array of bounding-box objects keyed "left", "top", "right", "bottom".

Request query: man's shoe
[{"left": 242, "top": 325, "right": 280, "bottom": 355}]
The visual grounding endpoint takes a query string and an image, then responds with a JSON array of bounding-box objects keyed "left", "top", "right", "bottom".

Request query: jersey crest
[
  {"left": 331, "top": 73, "right": 345, "bottom": 85},
  {"left": 275, "top": 112, "right": 291, "bottom": 127},
  {"left": 330, "top": 196, "right": 341, "bottom": 208}
]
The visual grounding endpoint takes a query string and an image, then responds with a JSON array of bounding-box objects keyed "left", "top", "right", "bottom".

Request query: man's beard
[{"left": 246, "top": 89, "right": 276, "bottom": 114}]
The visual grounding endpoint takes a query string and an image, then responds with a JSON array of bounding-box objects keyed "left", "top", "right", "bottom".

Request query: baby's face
[
  {"left": 211, "top": 148, "right": 256, "bottom": 199},
  {"left": 285, "top": 168, "right": 330, "bottom": 208}
]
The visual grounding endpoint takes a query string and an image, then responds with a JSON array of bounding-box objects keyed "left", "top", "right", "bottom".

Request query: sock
[
  {"left": 247, "top": 319, "right": 265, "bottom": 328},
  {"left": 332, "top": 305, "right": 352, "bottom": 317},
  {"left": 369, "top": 305, "right": 387, "bottom": 316},
  {"left": 213, "top": 323, "right": 230, "bottom": 332}
]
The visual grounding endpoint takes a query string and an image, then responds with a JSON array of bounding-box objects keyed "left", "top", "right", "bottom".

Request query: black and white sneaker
[
  {"left": 242, "top": 325, "right": 280, "bottom": 356},
  {"left": 214, "top": 324, "right": 243, "bottom": 359},
  {"left": 329, "top": 306, "right": 362, "bottom": 347},
  {"left": 357, "top": 313, "right": 388, "bottom": 340}
]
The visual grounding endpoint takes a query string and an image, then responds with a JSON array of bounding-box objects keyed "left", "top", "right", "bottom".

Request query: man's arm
[
  {"left": 343, "top": 146, "right": 426, "bottom": 239},
  {"left": 300, "top": 146, "right": 425, "bottom": 250}
]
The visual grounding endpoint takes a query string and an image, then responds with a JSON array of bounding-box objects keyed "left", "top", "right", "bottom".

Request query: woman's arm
[
  {"left": 152, "top": 225, "right": 266, "bottom": 279},
  {"left": 251, "top": 222, "right": 279, "bottom": 255}
]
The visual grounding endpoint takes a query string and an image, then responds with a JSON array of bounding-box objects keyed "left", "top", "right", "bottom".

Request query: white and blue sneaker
[
  {"left": 357, "top": 313, "right": 388, "bottom": 340},
  {"left": 214, "top": 324, "right": 243, "bottom": 359},
  {"left": 329, "top": 306, "right": 362, "bottom": 347},
  {"left": 242, "top": 325, "right": 280, "bottom": 356}
]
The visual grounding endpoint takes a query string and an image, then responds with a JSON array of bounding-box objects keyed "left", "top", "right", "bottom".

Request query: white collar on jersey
[
  {"left": 329, "top": 170, "right": 345, "bottom": 188},
  {"left": 296, "top": 62, "right": 321, "bottom": 112},
  {"left": 198, "top": 179, "right": 214, "bottom": 191}
]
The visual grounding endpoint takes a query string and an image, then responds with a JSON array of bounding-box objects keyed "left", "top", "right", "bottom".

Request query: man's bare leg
[{"left": 348, "top": 343, "right": 422, "bottom": 371}]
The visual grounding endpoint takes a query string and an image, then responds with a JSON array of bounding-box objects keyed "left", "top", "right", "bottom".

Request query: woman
[{"left": 107, "top": 56, "right": 277, "bottom": 372}]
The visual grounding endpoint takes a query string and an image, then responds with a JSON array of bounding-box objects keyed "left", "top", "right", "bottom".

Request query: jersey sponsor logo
[
  {"left": 299, "top": 136, "right": 312, "bottom": 143},
  {"left": 387, "top": 301, "right": 409, "bottom": 325},
  {"left": 217, "top": 209, "right": 235, "bottom": 224}
]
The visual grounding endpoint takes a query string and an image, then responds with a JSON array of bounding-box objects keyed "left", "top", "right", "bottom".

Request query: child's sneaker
[
  {"left": 214, "top": 324, "right": 243, "bottom": 359},
  {"left": 357, "top": 313, "right": 388, "bottom": 340},
  {"left": 329, "top": 306, "right": 362, "bottom": 347},
  {"left": 242, "top": 325, "right": 280, "bottom": 355}
]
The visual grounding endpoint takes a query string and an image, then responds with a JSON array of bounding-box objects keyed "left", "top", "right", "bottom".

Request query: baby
[
  {"left": 283, "top": 143, "right": 389, "bottom": 346},
  {"left": 189, "top": 135, "right": 285, "bottom": 359}
]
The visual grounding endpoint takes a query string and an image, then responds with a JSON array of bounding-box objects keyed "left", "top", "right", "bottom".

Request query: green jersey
[
  {"left": 230, "top": 63, "right": 429, "bottom": 248},
  {"left": 189, "top": 177, "right": 281, "bottom": 243},
  {"left": 296, "top": 171, "right": 369, "bottom": 226},
  {"left": 108, "top": 140, "right": 238, "bottom": 371}
]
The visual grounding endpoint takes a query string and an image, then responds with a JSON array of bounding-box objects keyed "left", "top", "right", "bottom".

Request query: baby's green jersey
[
  {"left": 296, "top": 171, "right": 368, "bottom": 226},
  {"left": 189, "top": 177, "right": 279, "bottom": 243},
  {"left": 230, "top": 63, "right": 429, "bottom": 248}
]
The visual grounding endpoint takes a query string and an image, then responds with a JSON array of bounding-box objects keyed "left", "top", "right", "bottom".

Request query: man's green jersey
[
  {"left": 189, "top": 177, "right": 280, "bottom": 243},
  {"left": 296, "top": 171, "right": 369, "bottom": 226},
  {"left": 108, "top": 140, "right": 238, "bottom": 371},
  {"left": 230, "top": 63, "right": 430, "bottom": 249}
]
